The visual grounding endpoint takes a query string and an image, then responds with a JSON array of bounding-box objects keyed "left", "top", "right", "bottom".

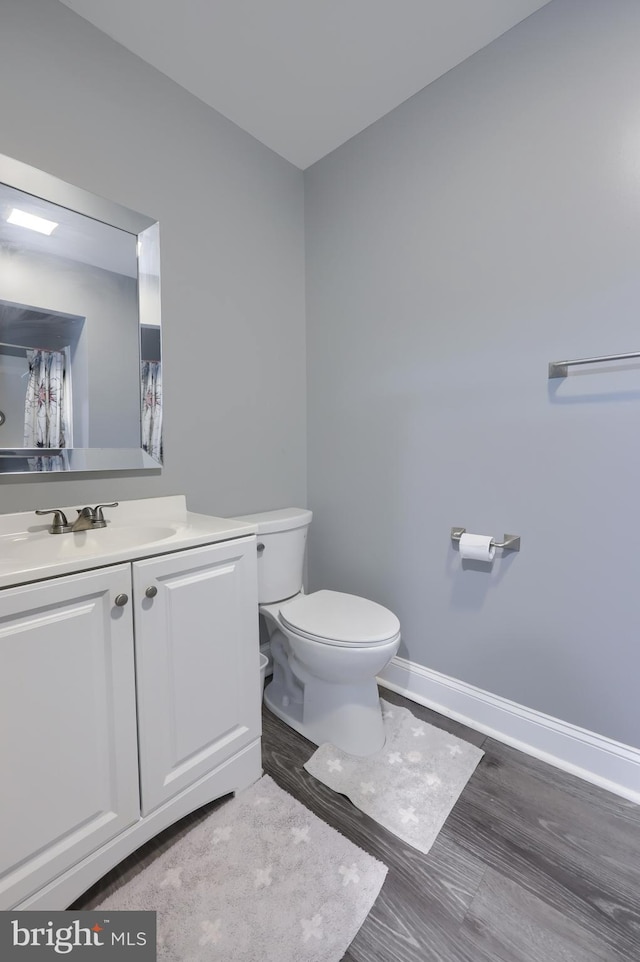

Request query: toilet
[{"left": 235, "top": 507, "right": 401, "bottom": 756}]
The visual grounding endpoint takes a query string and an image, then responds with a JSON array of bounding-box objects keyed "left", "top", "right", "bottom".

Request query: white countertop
[{"left": 0, "top": 495, "right": 256, "bottom": 589}]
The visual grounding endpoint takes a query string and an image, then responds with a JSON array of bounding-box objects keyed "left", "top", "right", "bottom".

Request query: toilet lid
[{"left": 280, "top": 589, "right": 400, "bottom": 645}]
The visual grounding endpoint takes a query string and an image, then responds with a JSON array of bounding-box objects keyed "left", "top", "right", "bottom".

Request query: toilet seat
[{"left": 279, "top": 589, "right": 400, "bottom": 648}]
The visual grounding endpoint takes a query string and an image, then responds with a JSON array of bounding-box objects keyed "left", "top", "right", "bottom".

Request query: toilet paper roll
[{"left": 459, "top": 533, "right": 495, "bottom": 562}]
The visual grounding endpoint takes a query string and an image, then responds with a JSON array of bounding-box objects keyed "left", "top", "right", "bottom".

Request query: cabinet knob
[
  {"left": 114, "top": 593, "right": 129, "bottom": 607},
  {"left": 145, "top": 585, "right": 158, "bottom": 599}
]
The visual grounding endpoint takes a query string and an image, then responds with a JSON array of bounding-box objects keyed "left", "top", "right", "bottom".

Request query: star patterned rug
[
  {"left": 304, "top": 699, "right": 484, "bottom": 855},
  {"left": 96, "top": 774, "right": 387, "bottom": 962}
]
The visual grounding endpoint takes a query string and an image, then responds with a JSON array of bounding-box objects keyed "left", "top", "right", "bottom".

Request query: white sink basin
[
  {"left": 0, "top": 496, "right": 257, "bottom": 588},
  {"left": 1, "top": 525, "right": 178, "bottom": 563}
]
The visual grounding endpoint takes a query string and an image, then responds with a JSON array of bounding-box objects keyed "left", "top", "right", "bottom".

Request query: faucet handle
[
  {"left": 93, "top": 502, "right": 119, "bottom": 527},
  {"left": 35, "top": 508, "right": 71, "bottom": 534}
]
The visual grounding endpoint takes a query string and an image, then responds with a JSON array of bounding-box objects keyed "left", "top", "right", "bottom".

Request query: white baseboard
[{"left": 378, "top": 656, "right": 640, "bottom": 805}]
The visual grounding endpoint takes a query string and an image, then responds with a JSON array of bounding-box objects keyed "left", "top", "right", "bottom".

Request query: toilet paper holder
[{"left": 451, "top": 527, "right": 521, "bottom": 552}]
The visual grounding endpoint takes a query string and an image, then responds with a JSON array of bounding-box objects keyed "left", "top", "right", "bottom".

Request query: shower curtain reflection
[
  {"left": 23, "top": 348, "right": 68, "bottom": 472},
  {"left": 24, "top": 349, "right": 67, "bottom": 448},
  {"left": 141, "top": 360, "right": 162, "bottom": 463}
]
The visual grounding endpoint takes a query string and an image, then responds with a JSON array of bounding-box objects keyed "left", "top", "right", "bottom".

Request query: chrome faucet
[
  {"left": 36, "top": 502, "right": 119, "bottom": 534},
  {"left": 71, "top": 507, "right": 96, "bottom": 531},
  {"left": 71, "top": 502, "right": 119, "bottom": 531}
]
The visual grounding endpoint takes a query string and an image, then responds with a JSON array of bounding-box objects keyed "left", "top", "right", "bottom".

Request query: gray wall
[
  {"left": 0, "top": 0, "right": 306, "bottom": 514},
  {"left": 305, "top": 0, "right": 640, "bottom": 747}
]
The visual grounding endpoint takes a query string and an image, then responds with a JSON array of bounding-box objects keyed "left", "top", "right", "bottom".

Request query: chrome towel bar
[
  {"left": 451, "top": 527, "right": 520, "bottom": 552},
  {"left": 548, "top": 351, "right": 640, "bottom": 379}
]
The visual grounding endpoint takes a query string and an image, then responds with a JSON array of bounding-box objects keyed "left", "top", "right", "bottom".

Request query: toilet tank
[{"left": 233, "top": 507, "right": 313, "bottom": 603}]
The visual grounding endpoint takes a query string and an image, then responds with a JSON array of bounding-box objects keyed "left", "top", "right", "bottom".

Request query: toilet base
[{"left": 263, "top": 673, "right": 386, "bottom": 756}]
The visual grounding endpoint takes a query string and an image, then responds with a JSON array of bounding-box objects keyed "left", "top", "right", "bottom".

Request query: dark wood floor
[
  {"left": 75, "top": 687, "right": 640, "bottom": 961},
  {"left": 263, "top": 688, "right": 640, "bottom": 962}
]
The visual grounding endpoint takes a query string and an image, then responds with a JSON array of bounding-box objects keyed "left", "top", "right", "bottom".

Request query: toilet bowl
[{"left": 234, "top": 508, "right": 401, "bottom": 756}]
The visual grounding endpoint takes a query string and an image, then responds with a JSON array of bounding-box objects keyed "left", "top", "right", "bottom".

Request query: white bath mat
[
  {"left": 304, "top": 699, "right": 484, "bottom": 855},
  {"left": 96, "top": 774, "right": 387, "bottom": 962}
]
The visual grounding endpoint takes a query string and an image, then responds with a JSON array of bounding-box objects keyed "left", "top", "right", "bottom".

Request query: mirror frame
[{"left": 0, "top": 153, "right": 161, "bottom": 475}]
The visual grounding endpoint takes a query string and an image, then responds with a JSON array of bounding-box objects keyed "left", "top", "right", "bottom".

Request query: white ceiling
[{"left": 58, "top": 0, "right": 552, "bottom": 170}]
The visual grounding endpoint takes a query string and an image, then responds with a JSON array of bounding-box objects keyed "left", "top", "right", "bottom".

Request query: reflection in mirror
[{"left": 0, "top": 154, "right": 161, "bottom": 475}]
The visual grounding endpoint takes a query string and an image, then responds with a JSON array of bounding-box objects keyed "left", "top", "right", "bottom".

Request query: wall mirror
[{"left": 0, "top": 153, "right": 161, "bottom": 475}]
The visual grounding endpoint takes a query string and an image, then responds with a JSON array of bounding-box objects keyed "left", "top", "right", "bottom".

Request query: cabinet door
[
  {"left": 133, "top": 537, "right": 261, "bottom": 815},
  {"left": 0, "top": 565, "right": 140, "bottom": 909}
]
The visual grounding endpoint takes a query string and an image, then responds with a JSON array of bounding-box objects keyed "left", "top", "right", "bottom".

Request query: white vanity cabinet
[
  {"left": 132, "top": 540, "right": 261, "bottom": 815},
  {"left": 0, "top": 531, "right": 261, "bottom": 910},
  {"left": 0, "top": 565, "right": 140, "bottom": 909}
]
